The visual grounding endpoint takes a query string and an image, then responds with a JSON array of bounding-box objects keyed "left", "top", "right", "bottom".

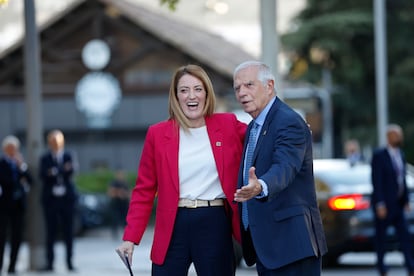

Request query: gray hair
[
  {"left": 233, "top": 61, "right": 276, "bottom": 92},
  {"left": 2, "top": 135, "right": 20, "bottom": 150},
  {"left": 387, "top": 124, "right": 402, "bottom": 134}
]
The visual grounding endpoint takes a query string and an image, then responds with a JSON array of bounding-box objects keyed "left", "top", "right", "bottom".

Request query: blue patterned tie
[{"left": 242, "top": 122, "right": 259, "bottom": 229}]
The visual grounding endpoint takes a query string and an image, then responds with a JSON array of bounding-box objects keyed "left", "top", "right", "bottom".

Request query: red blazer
[{"left": 123, "top": 113, "right": 247, "bottom": 265}]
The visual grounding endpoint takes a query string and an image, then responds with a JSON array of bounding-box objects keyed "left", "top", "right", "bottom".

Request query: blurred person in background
[
  {"left": 107, "top": 169, "right": 130, "bottom": 239},
  {"left": 117, "top": 64, "right": 246, "bottom": 276},
  {"left": 233, "top": 61, "right": 327, "bottom": 275},
  {"left": 344, "top": 139, "right": 364, "bottom": 166},
  {"left": 371, "top": 124, "right": 414, "bottom": 276},
  {"left": 0, "top": 135, "right": 32, "bottom": 275},
  {"left": 39, "top": 129, "right": 78, "bottom": 272}
]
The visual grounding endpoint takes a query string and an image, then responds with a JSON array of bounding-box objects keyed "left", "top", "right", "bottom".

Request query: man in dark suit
[
  {"left": 371, "top": 124, "right": 414, "bottom": 276},
  {"left": 233, "top": 61, "right": 327, "bottom": 275},
  {"left": 40, "top": 129, "right": 78, "bottom": 272},
  {"left": 0, "top": 135, "right": 32, "bottom": 274}
]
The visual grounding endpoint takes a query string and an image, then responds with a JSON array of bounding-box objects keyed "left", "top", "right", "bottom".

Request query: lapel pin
[{"left": 216, "top": 142, "right": 222, "bottom": 147}]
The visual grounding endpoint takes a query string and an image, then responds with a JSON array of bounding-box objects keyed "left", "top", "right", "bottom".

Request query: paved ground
[
  {"left": 2, "top": 226, "right": 257, "bottom": 276},
  {"left": 4, "top": 227, "right": 408, "bottom": 275}
]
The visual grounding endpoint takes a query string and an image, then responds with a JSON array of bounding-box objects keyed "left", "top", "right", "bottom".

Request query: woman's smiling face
[{"left": 177, "top": 74, "right": 206, "bottom": 128}]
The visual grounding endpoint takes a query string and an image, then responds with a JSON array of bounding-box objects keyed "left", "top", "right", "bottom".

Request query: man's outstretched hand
[{"left": 234, "top": 167, "right": 262, "bottom": 202}]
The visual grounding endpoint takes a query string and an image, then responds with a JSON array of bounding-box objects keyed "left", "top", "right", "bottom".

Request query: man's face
[
  {"left": 48, "top": 132, "right": 65, "bottom": 153},
  {"left": 233, "top": 66, "right": 274, "bottom": 119},
  {"left": 388, "top": 129, "right": 404, "bottom": 148},
  {"left": 4, "top": 143, "right": 18, "bottom": 158}
]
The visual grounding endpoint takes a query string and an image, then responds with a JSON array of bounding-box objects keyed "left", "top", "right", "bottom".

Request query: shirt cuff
[{"left": 256, "top": 179, "right": 268, "bottom": 198}]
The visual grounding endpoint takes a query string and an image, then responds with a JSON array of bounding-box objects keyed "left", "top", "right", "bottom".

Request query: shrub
[{"left": 74, "top": 170, "right": 136, "bottom": 193}]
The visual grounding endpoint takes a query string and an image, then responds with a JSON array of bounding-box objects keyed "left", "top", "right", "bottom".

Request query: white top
[{"left": 178, "top": 126, "right": 225, "bottom": 200}]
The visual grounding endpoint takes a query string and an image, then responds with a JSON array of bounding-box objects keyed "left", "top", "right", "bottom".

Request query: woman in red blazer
[{"left": 117, "top": 64, "right": 246, "bottom": 275}]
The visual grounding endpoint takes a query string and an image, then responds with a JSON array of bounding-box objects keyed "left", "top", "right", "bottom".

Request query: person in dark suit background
[
  {"left": 233, "top": 61, "right": 327, "bottom": 275},
  {"left": 344, "top": 139, "right": 364, "bottom": 166},
  {"left": 107, "top": 169, "right": 130, "bottom": 239},
  {"left": 0, "top": 135, "right": 32, "bottom": 274},
  {"left": 371, "top": 124, "right": 414, "bottom": 276},
  {"left": 39, "top": 129, "right": 78, "bottom": 272}
]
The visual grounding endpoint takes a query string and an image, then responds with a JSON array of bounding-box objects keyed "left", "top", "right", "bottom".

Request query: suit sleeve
[
  {"left": 371, "top": 151, "right": 385, "bottom": 206},
  {"left": 261, "top": 114, "right": 308, "bottom": 199}
]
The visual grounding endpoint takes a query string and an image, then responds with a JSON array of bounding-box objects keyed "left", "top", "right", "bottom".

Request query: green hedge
[{"left": 74, "top": 170, "right": 136, "bottom": 193}]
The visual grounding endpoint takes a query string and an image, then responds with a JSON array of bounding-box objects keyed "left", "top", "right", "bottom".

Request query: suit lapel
[
  {"left": 238, "top": 124, "right": 250, "bottom": 188},
  {"left": 252, "top": 98, "right": 280, "bottom": 161}
]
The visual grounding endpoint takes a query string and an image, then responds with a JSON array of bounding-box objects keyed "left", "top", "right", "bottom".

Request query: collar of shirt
[
  {"left": 254, "top": 96, "right": 276, "bottom": 133},
  {"left": 387, "top": 146, "right": 400, "bottom": 158},
  {"left": 53, "top": 150, "right": 64, "bottom": 163}
]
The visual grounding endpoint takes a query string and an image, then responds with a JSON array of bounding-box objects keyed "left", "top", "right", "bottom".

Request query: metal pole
[
  {"left": 373, "top": 0, "right": 388, "bottom": 146},
  {"left": 260, "top": 0, "right": 282, "bottom": 99},
  {"left": 24, "top": 0, "right": 45, "bottom": 270},
  {"left": 321, "top": 69, "right": 333, "bottom": 158}
]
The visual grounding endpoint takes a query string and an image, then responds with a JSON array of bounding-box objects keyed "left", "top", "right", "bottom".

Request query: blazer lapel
[
  {"left": 163, "top": 122, "right": 180, "bottom": 193},
  {"left": 206, "top": 116, "right": 224, "bottom": 183}
]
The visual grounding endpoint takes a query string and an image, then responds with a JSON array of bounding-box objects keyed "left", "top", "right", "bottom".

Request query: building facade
[{"left": 0, "top": 0, "right": 254, "bottom": 173}]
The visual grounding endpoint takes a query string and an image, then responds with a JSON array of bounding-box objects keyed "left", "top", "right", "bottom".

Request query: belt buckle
[{"left": 188, "top": 199, "right": 198, "bottom": 208}]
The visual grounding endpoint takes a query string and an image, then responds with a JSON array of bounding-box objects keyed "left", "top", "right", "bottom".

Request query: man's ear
[{"left": 266, "top": 79, "right": 275, "bottom": 94}]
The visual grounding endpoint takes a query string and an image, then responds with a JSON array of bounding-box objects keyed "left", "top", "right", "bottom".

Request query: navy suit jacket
[
  {"left": 0, "top": 157, "right": 32, "bottom": 211},
  {"left": 238, "top": 97, "right": 327, "bottom": 269},
  {"left": 371, "top": 147, "right": 408, "bottom": 216},
  {"left": 39, "top": 150, "right": 78, "bottom": 205}
]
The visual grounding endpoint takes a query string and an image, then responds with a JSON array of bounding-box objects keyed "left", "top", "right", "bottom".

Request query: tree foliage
[
  {"left": 160, "top": 0, "right": 179, "bottom": 11},
  {"left": 281, "top": 0, "right": 414, "bottom": 161}
]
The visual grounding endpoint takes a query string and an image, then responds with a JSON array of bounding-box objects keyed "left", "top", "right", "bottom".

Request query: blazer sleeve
[{"left": 123, "top": 125, "right": 159, "bottom": 244}]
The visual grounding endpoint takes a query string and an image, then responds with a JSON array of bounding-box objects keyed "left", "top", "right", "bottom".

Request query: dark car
[
  {"left": 314, "top": 159, "right": 414, "bottom": 266},
  {"left": 74, "top": 193, "right": 111, "bottom": 235}
]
